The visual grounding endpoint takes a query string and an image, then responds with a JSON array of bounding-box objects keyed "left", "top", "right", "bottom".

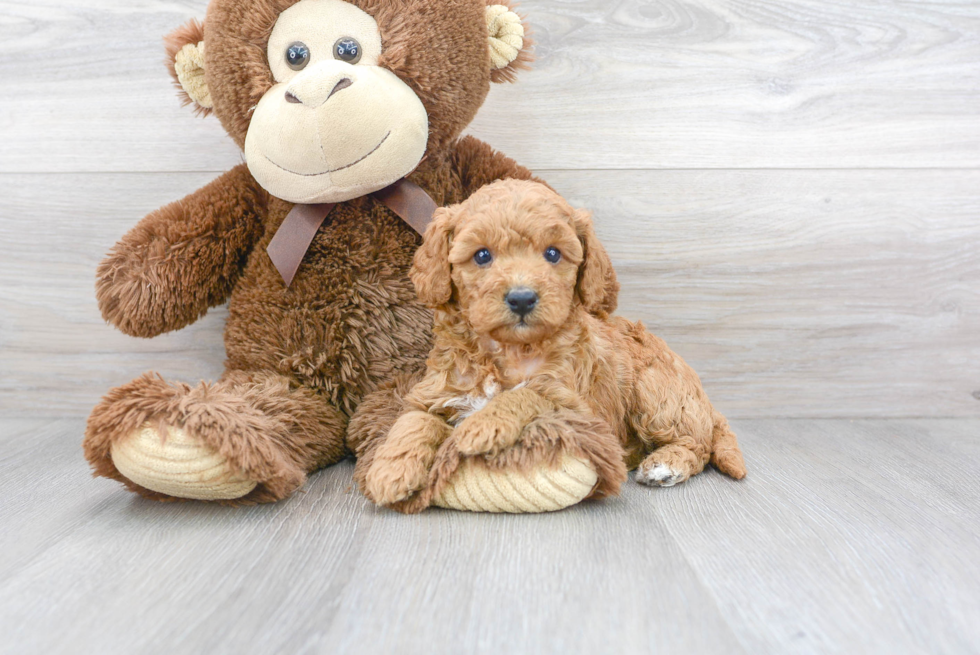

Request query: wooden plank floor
[{"left": 2, "top": 418, "right": 978, "bottom": 654}]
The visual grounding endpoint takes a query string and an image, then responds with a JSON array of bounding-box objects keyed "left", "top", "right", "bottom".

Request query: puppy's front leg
[
  {"left": 364, "top": 411, "right": 451, "bottom": 506},
  {"left": 454, "top": 387, "right": 555, "bottom": 456}
]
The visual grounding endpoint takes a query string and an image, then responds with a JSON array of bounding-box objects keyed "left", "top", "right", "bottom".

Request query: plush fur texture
[
  {"left": 356, "top": 180, "right": 746, "bottom": 512},
  {"left": 164, "top": 19, "right": 211, "bottom": 115},
  {"left": 84, "top": 0, "right": 541, "bottom": 503},
  {"left": 86, "top": 371, "right": 346, "bottom": 503},
  {"left": 244, "top": 0, "right": 432, "bottom": 204},
  {"left": 486, "top": 5, "right": 533, "bottom": 84}
]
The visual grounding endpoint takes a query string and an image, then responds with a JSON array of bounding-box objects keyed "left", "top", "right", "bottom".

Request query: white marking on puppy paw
[{"left": 636, "top": 463, "right": 684, "bottom": 487}]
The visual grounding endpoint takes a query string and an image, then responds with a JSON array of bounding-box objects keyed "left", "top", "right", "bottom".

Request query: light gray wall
[{"left": 1, "top": 0, "right": 978, "bottom": 418}]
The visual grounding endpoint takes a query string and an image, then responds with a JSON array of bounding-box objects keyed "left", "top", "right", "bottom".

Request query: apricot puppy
[{"left": 363, "top": 179, "right": 746, "bottom": 508}]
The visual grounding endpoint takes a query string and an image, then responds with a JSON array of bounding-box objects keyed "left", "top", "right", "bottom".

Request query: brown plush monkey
[{"left": 84, "top": 0, "right": 604, "bottom": 509}]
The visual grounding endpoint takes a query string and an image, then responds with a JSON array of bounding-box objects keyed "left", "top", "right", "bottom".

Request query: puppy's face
[
  {"left": 448, "top": 200, "right": 584, "bottom": 344},
  {"left": 411, "top": 179, "right": 619, "bottom": 344}
]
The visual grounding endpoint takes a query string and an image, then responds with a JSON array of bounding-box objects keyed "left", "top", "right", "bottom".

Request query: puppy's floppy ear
[
  {"left": 411, "top": 206, "right": 458, "bottom": 307},
  {"left": 165, "top": 19, "right": 213, "bottom": 115},
  {"left": 573, "top": 209, "right": 619, "bottom": 315}
]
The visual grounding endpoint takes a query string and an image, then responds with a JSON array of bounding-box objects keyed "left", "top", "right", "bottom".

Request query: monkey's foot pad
[
  {"left": 432, "top": 453, "right": 598, "bottom": 513},
  {"left": 110, "top": 424, "right": 257, "bottom": 501}
]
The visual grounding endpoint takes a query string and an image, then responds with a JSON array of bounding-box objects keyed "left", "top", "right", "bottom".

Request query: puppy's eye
[
  {"left": 286, "top": 42, "right": 311, "bottom": 71},
  {"left": 333, "top": 37, "right": 362, "bottom": 64},
  {"left": 473, "top": 248, "right": 493, "bottom": 266},
  {"left": 543, "top": 246, "right": 562, "bottom": 264}
]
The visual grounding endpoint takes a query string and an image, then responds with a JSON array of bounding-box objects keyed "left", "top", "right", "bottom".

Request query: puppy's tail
[{"left": 710, "top": 410, "right": 747, "bottom": 480}]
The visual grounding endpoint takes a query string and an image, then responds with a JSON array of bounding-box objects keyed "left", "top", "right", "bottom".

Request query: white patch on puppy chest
[
  {"left": 443, "top": 377, "right": 501, "bottom": 425},
  {"left": 509, "top": 356, "right": 544, "bottom": 380}
]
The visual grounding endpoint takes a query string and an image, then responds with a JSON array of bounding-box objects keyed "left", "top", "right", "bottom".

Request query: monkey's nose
[
  {"left": 505, "top": 287, "right": 538, "bottom": 317},
  {"left": 326, "top": 78, "right": 353, "bottom": 100},
  {"left": 285, "top": 77, "right": 353, "bottom": 107}
]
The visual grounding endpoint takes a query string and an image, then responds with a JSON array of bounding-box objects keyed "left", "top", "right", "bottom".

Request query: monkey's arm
[
  {"left": 96, "top": 164, "right": 266, "bottom": 338},
  {"left": 451, "top": 135, "right": 544, "bottom": 199}
]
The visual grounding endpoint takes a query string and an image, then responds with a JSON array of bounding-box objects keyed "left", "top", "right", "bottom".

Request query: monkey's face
[
  {"left": 166, "top": 0, "right": 531, "bottom": 204},
  {"left": 244, "top": 0, "right": 428, "bottom": 204}
]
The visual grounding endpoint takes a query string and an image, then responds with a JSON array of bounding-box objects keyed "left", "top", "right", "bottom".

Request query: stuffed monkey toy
[{"left": 84, "top": 0, "right": 607, "bottom": 511}]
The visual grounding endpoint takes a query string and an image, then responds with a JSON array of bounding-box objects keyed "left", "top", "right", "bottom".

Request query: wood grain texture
[
  {"left": 660, "top": 418, "right": 980, "bottom": 654},
  {"left": 0, "top": 173, "right": 228, "bottom": 418},
  {"left": 2, "top": 418, "right": 978, "bottom": 654},
  {"left": 547, "top": 168, "right": 980, "bottom": 418},
  {"left": 1, "top": 0, "right": 979, "bottom": 172},
  {"left": 2, "top": 170, "right": 977, "bottom": 418}
]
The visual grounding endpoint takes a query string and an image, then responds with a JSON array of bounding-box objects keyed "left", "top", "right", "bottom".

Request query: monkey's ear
[
  {"left": 572, "top": 209, "right": 619, "bottom": 316},
  {"left": 165, "top": 20, "right": 213, "bottom": 115},
  {"left": 411, "top": 207, "right": 459, "bottom": 307},
  {"left": 486, "top": 3, "right": 533, "bottom": 83}
]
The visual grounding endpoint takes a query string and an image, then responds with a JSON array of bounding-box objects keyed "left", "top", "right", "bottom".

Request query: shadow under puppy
[{"left": 361, "top": 179, "right": 746, "bottom": 512}]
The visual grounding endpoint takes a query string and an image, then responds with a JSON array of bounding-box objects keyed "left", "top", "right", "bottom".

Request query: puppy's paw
[
  {"left": 454, "top": 410, "right": 523, "bottom": 456},
  {"left": 364, "top": 454, "right": 430, "bottom": 506},
  {"left": 636, "top": 461, "right": 688, "bottom": 487}
]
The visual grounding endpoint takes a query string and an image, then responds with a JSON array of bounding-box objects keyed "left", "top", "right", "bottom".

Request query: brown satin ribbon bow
[{"left": 266, "top": 178, "right": 438, "bottom": 286}]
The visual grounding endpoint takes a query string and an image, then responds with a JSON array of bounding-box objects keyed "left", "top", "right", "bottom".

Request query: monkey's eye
[
  {"left": 286, "top": 42, "right": 310, "bottom": 70},
  {"left": 333, "top": 37, "right": 362, "bottom": 64},
  {"left": 543, "top": 246, "right": 562, "bottom": 264},
  {"left": 473, "top": 248, "right": 493, "bottom": 266}
]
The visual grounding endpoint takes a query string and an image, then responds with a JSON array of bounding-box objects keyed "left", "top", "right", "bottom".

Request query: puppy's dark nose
[{"left": 505, "top": 287, "right": 538, "bottom": 317}]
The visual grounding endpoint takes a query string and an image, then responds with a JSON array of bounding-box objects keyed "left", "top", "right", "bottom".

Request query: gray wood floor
[{"left": 2, "top": 418, "right": 979, "bottom": 654}]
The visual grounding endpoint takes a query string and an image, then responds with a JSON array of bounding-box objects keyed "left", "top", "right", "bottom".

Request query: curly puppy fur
[{"left": 359, "top": 180, "right": 746, "bottom": 511}]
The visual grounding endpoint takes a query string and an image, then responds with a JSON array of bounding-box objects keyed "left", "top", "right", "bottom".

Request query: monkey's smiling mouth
[{"left": 264, "top": 131, "right": 391, "bottom": 177}]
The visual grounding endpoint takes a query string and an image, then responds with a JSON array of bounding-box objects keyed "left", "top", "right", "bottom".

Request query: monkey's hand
[{"left": 97, "top": 164, "right": 264, "bottom": 337}]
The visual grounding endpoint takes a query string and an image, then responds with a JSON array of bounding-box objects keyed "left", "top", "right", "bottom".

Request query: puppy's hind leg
[
  {"left": 634, "top": 408, "right": 745, "bottom": 486},
  {"left": 630, "top": 366, "right": 713, "bottom": 487},
  {"left": 636, "top": 441, "right": 709, "bottom": 487}
]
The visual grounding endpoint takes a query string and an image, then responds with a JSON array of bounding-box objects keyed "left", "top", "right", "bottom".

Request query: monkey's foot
[
  {"left": 84, "top": 372, "right": 346, "bottom": 503},
  {"left": 432, "top": 453, "right": 598, "bottom": 513},
  {"left": 111, "top": 424, "right": 257, "bottom": 501}
]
